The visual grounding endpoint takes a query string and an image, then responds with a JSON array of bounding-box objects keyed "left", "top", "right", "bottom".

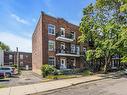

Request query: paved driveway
[
  {"left": 33, "top": 76, "right": 127, "bottom": 95},
  {"left": 0, "top": 71, "right": 42, "bottom": 87}
]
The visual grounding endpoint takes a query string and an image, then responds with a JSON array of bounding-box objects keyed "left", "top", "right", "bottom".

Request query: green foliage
[
  {"left": 0, "top": 41, "right": 10, "bottom": 51},
  {"left": 121, "top": 56, "right": 127, "bottom": 63},
  {"left": 46, "top": 75, "right": 77, "bottom": 80},
  {"left": 86, "top": 50, "right": 94, "bottom": 61},
  {"left": 95, "top": 48, "right": 104, "bottom": 58},
  {"left": 79, "top": 0, "right": 127, "bottom": 72},
  {"left": 82, "top": 69, "right": 93, "bottom": 76},
  {"left": 41, "top": 65, "right": 56, "bottom": 77},
  {"left": 12, "top": 64, "right": 17, "bottom": 69}
]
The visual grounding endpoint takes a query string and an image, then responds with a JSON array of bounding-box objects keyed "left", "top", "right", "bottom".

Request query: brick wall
[{"left": 32, "top": 12, "right": 85, "bottom": 73}]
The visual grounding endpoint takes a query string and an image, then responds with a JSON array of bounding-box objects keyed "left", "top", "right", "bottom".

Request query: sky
[{"left": 0, "top": 0, "right": 95, "bottom": 52}]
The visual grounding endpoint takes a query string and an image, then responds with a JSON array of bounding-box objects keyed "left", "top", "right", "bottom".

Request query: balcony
[
  {"left": 56, "top": 32, "right": 74, "bottom": 43},
  {"left": 56, "top": 49, "right": 80, "bottom": 57}
]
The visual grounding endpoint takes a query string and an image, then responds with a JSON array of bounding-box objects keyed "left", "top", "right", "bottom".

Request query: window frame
[
  {"left": 48, "top": 40, "right": 55, "bottom": 51},
  {"left": 9, "top": 54, "right": 13, "bottom": 59},
  {"left": 48, "top": 56, "right": 56, "bottom": 66},
  {"left": 60, "top": 27, "right": 65, "bottom": 37},
  {"left": 71, "top": 31, "right": 75, "bottom": 39},
  {"left": 48, "top": 24, "right": 55, "bottom": 35}
]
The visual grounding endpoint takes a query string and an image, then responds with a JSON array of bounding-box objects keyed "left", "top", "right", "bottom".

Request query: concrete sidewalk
[{"left": 0, "top": 75, "right": 104, "bottom": 95}]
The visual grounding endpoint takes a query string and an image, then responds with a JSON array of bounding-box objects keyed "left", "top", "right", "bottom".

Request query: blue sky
[{"left": 0, "top": 0, "right": 95, "bottom": 52}]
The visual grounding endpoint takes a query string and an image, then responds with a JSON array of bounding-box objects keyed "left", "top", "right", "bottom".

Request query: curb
[{"left": 31, "top": 77, "right": 107, "bottom": 95}]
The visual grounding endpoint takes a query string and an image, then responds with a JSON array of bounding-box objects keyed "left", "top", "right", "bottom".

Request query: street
[
  {"left": 33, "top": 76, "right": 127, "bottom": 95},
  {"left": 0, "top": 71, "right": 42, "bottom": 87}
]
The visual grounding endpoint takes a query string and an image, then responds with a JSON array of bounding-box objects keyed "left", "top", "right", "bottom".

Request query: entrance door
[{"left": 60, "top": 58, "right": 66, "bottom": 69}]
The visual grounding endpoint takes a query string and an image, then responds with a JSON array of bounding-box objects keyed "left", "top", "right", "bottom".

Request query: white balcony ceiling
[{"left": 56, "top": 37, "right": 73, "bottom": 42}]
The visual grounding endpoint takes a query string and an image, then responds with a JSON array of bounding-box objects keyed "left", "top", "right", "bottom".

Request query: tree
[
  {"left": 79, "top": 0, "right": 127, "bottom": 73},
  {"left": 0, "top": 41, "right": 10, "bottom": 51}
]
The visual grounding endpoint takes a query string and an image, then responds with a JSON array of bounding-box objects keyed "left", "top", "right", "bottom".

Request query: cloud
[
  {"left": 11, "top": 14, "right": 29, "bottom": 25},
  {"left": 0, "top": 32, "right": 31, "bottom": 52}
]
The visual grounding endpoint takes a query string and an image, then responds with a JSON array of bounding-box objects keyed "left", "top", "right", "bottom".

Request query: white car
[{"left": 0, "top": 67, "right": 15, "bottom": 77}]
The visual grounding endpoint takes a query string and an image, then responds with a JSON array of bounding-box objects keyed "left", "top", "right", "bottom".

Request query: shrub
[
  {"left": 12, "top": 64, "right": 17, "bottom": 68},
  {"left": 41, "top": 65, "right": 56, "bottom": 77},
  {"left": 82, "top": 69, "right": 93, "bottom": 76}
]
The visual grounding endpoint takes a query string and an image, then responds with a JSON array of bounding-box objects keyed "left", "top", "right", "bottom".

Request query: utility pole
[{"left": 16, "top": 47, "right": 19, "bottom": 74}]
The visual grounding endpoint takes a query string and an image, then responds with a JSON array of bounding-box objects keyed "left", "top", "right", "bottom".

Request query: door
[
  {"left": 60, "top": 58, "right": 66, "bottom": 69},
  {"left": 71, "top": 44, "right": 75, "bottom": 53},
  {"left": 76, "top": 46, "right": 80, "bottom": 55},
  {"left": 61, "top": 43, "right": 65, "bottom": 53},
  {"left": 60, "top": 28, "right": 65, "bottom": 37}
]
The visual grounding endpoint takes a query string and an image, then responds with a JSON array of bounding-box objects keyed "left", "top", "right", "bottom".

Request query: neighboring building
[
  {"left": 4, "top": 51, "right": 32, "bottom": 70},
  {"left": 0, "top": 49, "right": 4, "bottom": 66},
  {"left": 32, "top": 12, "right": 87, "bottom": 74}
]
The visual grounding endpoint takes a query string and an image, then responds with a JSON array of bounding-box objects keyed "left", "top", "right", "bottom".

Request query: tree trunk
[
  {"left": 103, "top": 56, "right": 111, "bottom": 73},
  {"left": 103, "top": 58, "right": 108, "bottom": 73}
]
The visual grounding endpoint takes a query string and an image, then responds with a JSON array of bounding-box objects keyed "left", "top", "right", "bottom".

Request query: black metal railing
[
  {"left": 56, "top": 48, "right": 80, "bottom": 55},
  {"left": 56, "top": 32, "right": 74, "bottom": 39}
]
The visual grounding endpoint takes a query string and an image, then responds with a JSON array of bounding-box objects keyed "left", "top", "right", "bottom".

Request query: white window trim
[
  {"left": 60, "top": 27, "right": 65, "bottom": 37},
  {"left": 76, "top": 46, "right": 80, "bottom": 55},
  {"left": 20, "top": 55, "right": 23, "bottom": 59},
  {"left": 9, "top": 55, "right": 13, "bottom": 59},
  {"left": 48, "top": 40, "right": 55, "bottom": 51},
  {"left": 71, "top": 31, "right": 76, "bottom": 39},
  {"left": 48, "top": 24, "right": 55, "bottom": 35},
  {"left": 48, "top": 56, "right": 56, "bottom": 66}
]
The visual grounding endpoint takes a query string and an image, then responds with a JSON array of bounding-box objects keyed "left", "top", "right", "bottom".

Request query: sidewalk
[{"left": 0, "top": 75, "right": 104, "bottom": 95}]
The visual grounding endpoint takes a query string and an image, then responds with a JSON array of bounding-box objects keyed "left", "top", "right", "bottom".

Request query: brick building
[
  {"left": 4, "top": 51, "right": 32, "bottom": 70},
  {"left": 32, "top": 12, "right": 87, "bottom": 74}
]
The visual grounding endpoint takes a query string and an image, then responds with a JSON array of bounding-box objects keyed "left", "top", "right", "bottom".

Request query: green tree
[
  {"left": 79, "top": 0, "right": 127, "bottom": 73},
  {"left": 0, "top": 41, "right": 10, "bottom": 51}
]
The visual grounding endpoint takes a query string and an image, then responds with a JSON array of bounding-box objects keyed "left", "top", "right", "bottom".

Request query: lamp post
[{"left": 16, "top": 47, "right": 19, "bottom": 74}]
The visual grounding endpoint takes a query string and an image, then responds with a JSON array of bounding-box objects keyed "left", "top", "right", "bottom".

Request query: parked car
[
  {"left": 0, "top": 71, "right": 5, "bottom": 78},
  {"left": 0, "top": 67, "right": 15, "bottom": 77}
]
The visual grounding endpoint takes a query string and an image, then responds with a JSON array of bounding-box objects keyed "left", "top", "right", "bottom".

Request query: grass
[
  {"left": 46, "top": 75, "right": 79, "bottom": 80},
  {"left": 0, "top": 85, "right": 6, "bottom": 88},
  {"left": 82, "top": 70, "right": 93, "bottom": 76}
]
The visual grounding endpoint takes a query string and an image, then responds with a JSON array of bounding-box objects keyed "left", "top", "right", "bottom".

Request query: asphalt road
[
  {"left": 0, "top": 71, "right": 42, "bottom": 87},
  {"left": 34, "top": 76, "right": 127, "bottom": 95}
]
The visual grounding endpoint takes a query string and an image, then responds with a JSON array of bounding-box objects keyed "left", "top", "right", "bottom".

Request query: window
[
  {"left": 48, "top": 24, "right": 55, "bottom": 35},
  {"left": 48, "top": 40, "right": 55, "bottom": 51},
  {"left": 76, "top": 46, "right": 80, "bottom": 55},
  {"left": 60, "top": 28, "right": 65, "bottom": 37},
  {"left": 48, "top": 57, "right": 55, "bottom": 65},
  {"left": 20, "top": 62, "right": 23, "bottom": 66},
  {"left": 71, "top": 32, "right": 75, "bottom": 39},
  {"left": 9, "top": 62, "right": 13, "bottom": 65},
  {"left": 20, "top": 55, "right": 23, "bottom": 59},
  {"left": 71, "top": 44, "right": 75, "bottom": 53},
  {"left": 9, "top": 55, "right": 13, "bottom": 59}
]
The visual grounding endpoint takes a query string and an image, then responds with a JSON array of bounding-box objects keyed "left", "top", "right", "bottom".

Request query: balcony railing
[
  {"left": 56, "top": 32, "right": 74, "bottom": 42},
  {"left": 56, "top": 49, "right": 80, "bottom": 57}
]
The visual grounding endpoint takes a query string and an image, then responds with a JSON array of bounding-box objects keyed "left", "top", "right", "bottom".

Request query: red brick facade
[
  {"left": 32, "top": 12, "right": 86, "bottom": 74},
  {"left": 4, "top": 51, "right": 32, "bottom": 70}
]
